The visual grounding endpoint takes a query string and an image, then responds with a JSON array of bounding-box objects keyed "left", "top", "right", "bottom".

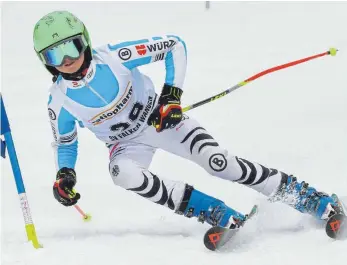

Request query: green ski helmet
[{"left": 33, "top": 11, "right": 92, "bottom": 77}]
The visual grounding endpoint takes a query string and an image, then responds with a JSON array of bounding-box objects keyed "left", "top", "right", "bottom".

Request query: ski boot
[
  {"left": 176, "top": 185, "right": 246, "bottom": 229},
  {"left": 272, "top": 175, "right": 340, "bottom": 220}
]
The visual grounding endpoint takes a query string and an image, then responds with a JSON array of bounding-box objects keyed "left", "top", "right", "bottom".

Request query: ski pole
[
  {"left": 64, "top": 187, "right": 92, "bottom": 222},
  {"left": 74, "top": 204, "right": 92, "bottom": 222},
  {"left": 1, "top": 94, "right": 42, "bottom": 249},
  {"left": 182, "top": 48, "right": 338, "bottom": 113}
]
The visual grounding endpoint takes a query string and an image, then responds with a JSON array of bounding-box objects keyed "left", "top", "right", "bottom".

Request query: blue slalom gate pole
[{"left": 1, "top": 94, "right": 42, "bottom": 249}]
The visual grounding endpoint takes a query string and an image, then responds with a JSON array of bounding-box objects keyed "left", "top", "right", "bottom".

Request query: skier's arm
[
  {"left": 48, "top": 96, "right": 81, "bottom": 207},
  {"left": 108, "top": 35, "right": 187, "bottom": 89},
  {"left": 48, "top": 98, "right": 78, "bottom": 171}
]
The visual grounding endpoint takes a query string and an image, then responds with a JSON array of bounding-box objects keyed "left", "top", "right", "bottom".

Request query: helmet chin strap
[{"left": 50, "top": 48, "right": 92, "bottom": 82}]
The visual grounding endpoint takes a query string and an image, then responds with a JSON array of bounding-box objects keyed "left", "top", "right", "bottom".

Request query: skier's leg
[
  {"left": 108, "top": 140, "right": 246, "bottom": 228},
  {"left": 137, "top": 115, "right": 340, "bottom": 220},
  {"left": 108, "top": 142, "right": 185, "bottom": 210}
]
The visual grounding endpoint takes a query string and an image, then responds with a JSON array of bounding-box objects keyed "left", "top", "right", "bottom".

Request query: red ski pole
[{"left": 182, "top": 48, "right": 338, "bottom": 112}]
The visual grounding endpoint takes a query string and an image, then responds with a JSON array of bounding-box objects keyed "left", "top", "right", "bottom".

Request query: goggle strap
[{"left": 81, "top": 34, "right": 88, "bottom": 47}]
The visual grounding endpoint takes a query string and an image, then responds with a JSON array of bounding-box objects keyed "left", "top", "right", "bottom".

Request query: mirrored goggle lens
[{"left": 41, "top": 36, "right": 86, "bottom": 67}]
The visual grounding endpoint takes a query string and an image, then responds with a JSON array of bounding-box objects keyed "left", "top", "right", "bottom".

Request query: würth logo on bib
[
  {"left": 136, "top": 45, "right": 147, "bottom": 55},
  {"left": 88, "top": 83, "right": 133, "bottom": 125}
]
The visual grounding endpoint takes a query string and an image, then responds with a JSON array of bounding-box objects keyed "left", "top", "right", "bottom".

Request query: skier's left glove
[
  {"left": 147, "top": 84, "right": 183, "bottom": 132},
  {"left": 53, "top": 167, "right": 80, "bottom": 207}
]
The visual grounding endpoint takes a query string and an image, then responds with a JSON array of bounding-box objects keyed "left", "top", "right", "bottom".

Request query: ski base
[{"left": 203, "top": 205, "right": 258, "bottom": 251}]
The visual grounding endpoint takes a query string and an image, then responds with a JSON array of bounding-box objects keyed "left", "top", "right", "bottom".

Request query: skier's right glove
[
  {"left": 53, "top": 167, "right": 80, "bottom": 207},
  {"left": 147, "top": 84, "right": 183, "bottom": 132}
]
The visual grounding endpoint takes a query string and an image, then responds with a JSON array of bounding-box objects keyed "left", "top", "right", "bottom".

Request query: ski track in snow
[{"left": 1, "top": 2, "right": 347, "bottom": 265}]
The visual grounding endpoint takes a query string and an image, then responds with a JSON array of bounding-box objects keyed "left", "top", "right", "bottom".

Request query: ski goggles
[{"left": 39, "top": 34, "right": 88, "bottom": 67}]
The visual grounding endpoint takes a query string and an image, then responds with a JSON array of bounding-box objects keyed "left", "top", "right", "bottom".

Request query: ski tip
[
  {"left": 326, "top": 213, "right": 346, "bottom": 240},
  {"left": 203, "top": 205, "right": 258, "bottom": 251},
  {"left": 250, "top": 205, "right": 258, "bottom": 216},
  {"left": 203, "top": 226, "right": 228, "bottom": 251}
]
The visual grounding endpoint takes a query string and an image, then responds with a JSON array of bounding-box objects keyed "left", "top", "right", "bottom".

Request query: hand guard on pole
[
  {"left": 148, "top": 84, "right": 183, "bottom": 132},
  {"left": 53, "top": 167, "right": 80, "bottom": 206}
]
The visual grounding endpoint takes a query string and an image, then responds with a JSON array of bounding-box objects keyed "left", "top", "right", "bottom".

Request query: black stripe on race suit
[
  {"left": 127, "top": 172, "right": 160, "bottom": 199},
  {"left": 269, "top": 168, "right": 278, "bottom": 177},
  {"left": 157, "top": 182, "right": 176, "bottom": 210},
  {"left": 59, "top": 132, "right": 77, "bottom": 143},
  {"left": 127, "top": 172, "right": 174, "bottom": 207},
  {"left": 238, "top": 158, "right": 257, "bottom": 185},
  {"left": 61, "top": 131, "right": 77, "bottom": 139},
  {"left": 190, "top": 133, "right": 214, "bottom": 154},
  {"left": 167, "top": 189, "right": 175, "bottom": 210},
  {"left": 280, "top": 171, "right": 289, "bottom": 183},
  {"left": 251, "top": 164, "right": 270, "bottom": 186},
  {"left": 180, "top": 127, "right": 205, "bottom": 143},
  {"left": 154, "top": 53, "right": 165, "bottom": 62},
  {"left": 235, "top": 156, "right": 247, "bottom": 182},
  {"left": 127, "top": 172, "right": 149, "bottom": 192},
  {"left": 198, "top": 142, "right": 219, "bottom": 153},
  {"left": 140, "top": 174, "right": 161, "bottom": 198},
  {"left": 155, "top": 181, "right": 168, "bottom": 205}
]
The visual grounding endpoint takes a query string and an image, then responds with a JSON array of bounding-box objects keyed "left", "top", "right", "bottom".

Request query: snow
[{"left": 1, "top": 1, "right": 347, "bottom": 265}]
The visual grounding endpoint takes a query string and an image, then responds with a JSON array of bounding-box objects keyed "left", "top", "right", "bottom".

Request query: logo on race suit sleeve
[
  {"left": 118, "top": 48, "right": 132, "bottom": 61},
  {"left": 134, "top": 40, "right": 177, "bottom": 57},
  {"left": 59, "top": 131, "right": 77, "bottom": 144},
  {"left": 146, "top": 39, "right": 176, "bottom": 52},
  {"left": 154, "top": 53, "right": 165, "bottom": 62},
  {"left": 209, "top": 153, "right": 227, "bottom": 172},
  {"left": 135, "top": 45, "right": 147, "bottom": 55},
  {"left": 50, "top": 121, "right": 58, "bottom": 142},
  {"left": 48, "top": 108, "right": 56, "bottom": 120}
]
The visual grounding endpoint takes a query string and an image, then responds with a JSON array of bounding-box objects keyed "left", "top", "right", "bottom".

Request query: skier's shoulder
[
  {"left": 91, "top": 44, "right": 109, "bottom": 57},
  {"left": 48, "top": 75, "right": 65, "bottom": 109},
  {"left": 92, "top": 43, "right": 121, "bottom": 58},
  {"left": 91, "top": 43, "right": 127, "bottom": 65},
  {"left": 49, "top": 75, "right": 64, "bottom": 93}
]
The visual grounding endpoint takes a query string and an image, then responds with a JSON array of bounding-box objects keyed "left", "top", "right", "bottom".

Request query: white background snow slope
[{"left": 1, "top": 1, "right": 347, "bottom": 265}]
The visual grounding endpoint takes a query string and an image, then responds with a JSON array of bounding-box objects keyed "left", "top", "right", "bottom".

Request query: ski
[
  {"left": 326, "top": 213, "right": 346, "bottom": 239},
  {"left": 203, "top": 205, "right": 258, "bottom": 251},
  {"left": 325, "top": 194, "right": 346, "bottom": 240}
]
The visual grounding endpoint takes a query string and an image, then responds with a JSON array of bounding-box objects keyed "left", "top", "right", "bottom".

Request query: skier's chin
[{"left": 56, "top": 54, "right": 85, "bottom": 74}]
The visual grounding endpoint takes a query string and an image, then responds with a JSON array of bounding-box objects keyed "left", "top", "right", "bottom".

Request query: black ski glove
[
  {"left": 147, "top": 84, "right": 183, "bottom": 132},
  {"left": 53, "top": 167, "right": 80, "bottom": 206}
]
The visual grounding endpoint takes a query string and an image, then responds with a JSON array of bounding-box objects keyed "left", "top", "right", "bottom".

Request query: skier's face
[{"left": 55, "top": 53, "right": 85, "bottom": 74}]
